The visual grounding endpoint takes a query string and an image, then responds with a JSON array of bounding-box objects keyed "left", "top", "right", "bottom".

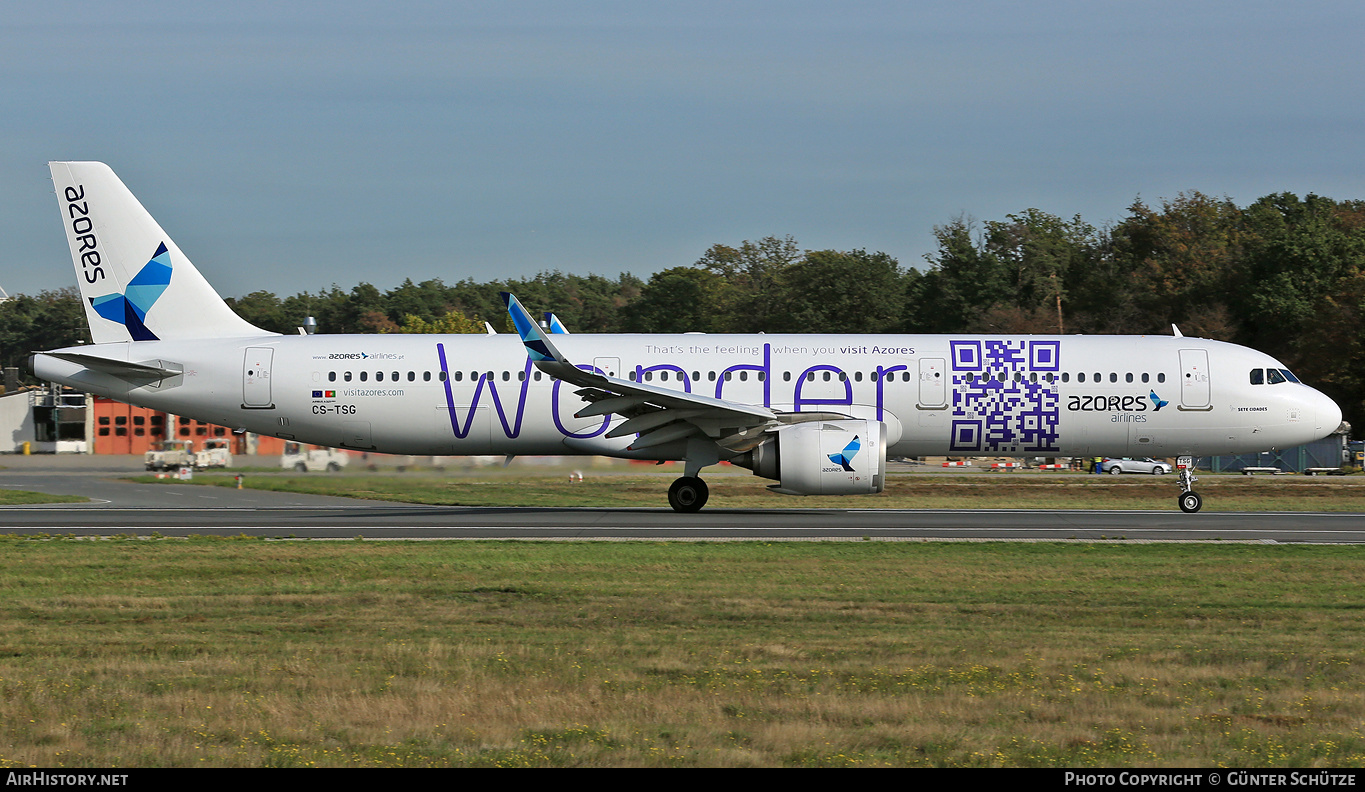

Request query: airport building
[{"left": 1, "top": 382, "right": 289, "bottom": 457}]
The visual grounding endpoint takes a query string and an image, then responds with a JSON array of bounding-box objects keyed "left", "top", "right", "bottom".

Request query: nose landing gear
[{"left": 1176, "top": 456, "right": 1202, "bottom": 513}]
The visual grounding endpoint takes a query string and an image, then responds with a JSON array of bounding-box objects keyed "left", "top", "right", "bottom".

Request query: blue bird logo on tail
[
  {"left": 1149, "top": 390, "right": 1169, "bottom": 411},
  {"left": 89, "top": 243, "right": 172, "bottom": 341},
  {"left": 828, "top": 435, "right": 862, "bottom": 472}
]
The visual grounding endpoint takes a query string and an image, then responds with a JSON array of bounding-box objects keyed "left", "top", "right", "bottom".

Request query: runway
[{"left": 2, "top": 457, "right": 1363, "bottom": 542}]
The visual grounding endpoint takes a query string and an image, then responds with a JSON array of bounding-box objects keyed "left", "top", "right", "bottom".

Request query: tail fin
[{"left": 48, "top": 162, "right": 271, "bottom": 343}]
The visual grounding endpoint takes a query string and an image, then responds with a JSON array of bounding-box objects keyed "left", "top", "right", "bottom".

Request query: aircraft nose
[{"left": 1315, "top": 389, "right": 1343, "bottom": 435}]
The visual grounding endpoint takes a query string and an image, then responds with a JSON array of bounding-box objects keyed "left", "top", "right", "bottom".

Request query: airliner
[{"left": 31, "top": 162, "right": 1343, "bottom": 513}]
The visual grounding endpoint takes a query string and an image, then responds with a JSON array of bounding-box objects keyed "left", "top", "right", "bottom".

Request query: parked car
[{"left": 1102, "top": 457, "right": 1173, "bottom": 475}]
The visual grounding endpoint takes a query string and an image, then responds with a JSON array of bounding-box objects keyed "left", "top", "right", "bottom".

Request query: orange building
[{"left": 92, "top": 397, "right": 287, "bottom": 455}]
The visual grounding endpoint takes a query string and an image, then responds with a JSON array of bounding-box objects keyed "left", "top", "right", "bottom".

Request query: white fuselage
[{"left": 35, "top": 332, "right": 1341, "bottom": 461}]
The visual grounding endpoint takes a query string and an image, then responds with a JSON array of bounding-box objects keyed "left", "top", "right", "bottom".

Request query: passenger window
[
  {"left": 344, "top": 372, "right": 353, "bottom": 382},
  {"left": 1142, "top": 373, "right": 1149, "bottom": 383},
  {"left": 1125, "top": 373, "right": 1133, "bottom": 383},
  {"left": 629, "top": 371, "right": 637, "bottom": 381},
  {"left": 328, "top": 372, "right": 337, "bottom": 382},
  {"left": 423, "top": 371, "right": 431, "bottom": 382},
  {"left": 1109, "top": 373, "right": 1117, "bottom": 383},
  {"left": 392, "top": 371, "right": 399, "bottom": 381},
  {"left": 439, "top": 372, "right": 447, "bottom": 382},
  {"left": 518, "top": 371, "right": 526, "bottom": 381},
  {"left": 360, "top": 371, "right": 368, "bottom": 382},
  {"left": 724, "top": 372, "right": 732, "bottom": 381},
  {"left": 660, "top": 371, "right": 669, "bottom": 381},
  {"left": 902, "top": 372, "right": 911, "bottom": 382},
  {"left": 822, "top": 372, "right": 830, "bottom": 382},
  {"left": 1267, "top": 369, "right": 1286, "bottom": 384},
  {"left": 454, "top": 371, "right": 462, "bottom": 382},
  {"left": 502, "top": 371, "right": 510, "bottom": 382},
  {"left": 783, "top": 372, "right": 791, "bottom": 382},
  {"left": 376, "top": 371, "right": 384, "bottom": 382},
  {"left": 1078, "top": 373, "right": 1086, "bottom": 383},
  {"left": 408, "top": 371, "right": 415, "bottom": 382},
  {"left": 692, "top": 371, "right": 700, "bottom": 382},
  {"left": 740, "top": 372, "right": 748, "bottom": 381},
  {"left": 1250, "top": 369, "right": 1264, "bottom": 385},
  {"left": 855, "top": 372, "right": 863, "bottom": 382},
  {"left": 838, "top": 372, "right": 846, "bottom": 382},
  {"left": 1158, "top": 373, "right": 1166, "bottom": 383},
  {"left": 1062, "top": 373, "right": 1069, "bottom": 383},
  {"left": 758, "top": 372, "right": 765, "bottom": 382},
  {"left": 807, "top": 372, "right": 815, "bottom": 382},
  {"left": 534, "top": 371, "right": 543, "bottom": 381}
]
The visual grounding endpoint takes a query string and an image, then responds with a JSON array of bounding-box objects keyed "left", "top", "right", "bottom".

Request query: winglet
[
  {"left": 545, "top": 312, "right": 570, "bottom": 334},
  {"left": 501, "top": 292, "right": 567, "bottom": 363}
]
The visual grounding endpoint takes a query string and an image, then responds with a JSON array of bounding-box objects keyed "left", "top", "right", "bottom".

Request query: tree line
[{"left": 3, "top": 190, "right": 1362, "bottom": 428}]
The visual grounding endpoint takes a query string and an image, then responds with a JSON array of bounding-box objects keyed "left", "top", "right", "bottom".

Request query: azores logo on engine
[
  {"left": 89, "top": 242, "right": 172, "bottom": 341},
  {"left": 828, "top": 435, "right": 861, "bottom": 472}
]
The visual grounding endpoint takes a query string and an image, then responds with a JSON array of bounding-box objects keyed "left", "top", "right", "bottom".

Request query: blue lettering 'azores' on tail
[
  {"left": 828, "top": 435, "right": 861, "bottom": 472},
  {"left": 89, "top": 242, "right": 172, "bottom": 341}
]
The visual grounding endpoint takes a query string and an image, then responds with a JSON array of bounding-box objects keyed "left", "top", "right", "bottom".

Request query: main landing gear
[
  {"left": 1176, "top": 457, "right": 1202, "bottom": 513},
  {"left": 668, "top": 476, "right": 709, "bottom": 513}
]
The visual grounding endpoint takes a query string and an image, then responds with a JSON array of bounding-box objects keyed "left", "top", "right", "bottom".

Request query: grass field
[
  {"left": 1, "top": 538, "right": 1363, "bottom": 767},
  {"left": 131, "top": 467, "right": 1365, "bottom": 511},
  {"left": 0, "top": 490, "right": 87, "bottom": 505}
]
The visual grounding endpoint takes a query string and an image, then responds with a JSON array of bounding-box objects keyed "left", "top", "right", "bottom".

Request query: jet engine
[{"left": 733, "top": 419, "right": 887, "bottom": 496}]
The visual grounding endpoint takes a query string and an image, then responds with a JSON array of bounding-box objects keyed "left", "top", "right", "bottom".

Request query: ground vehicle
[
  {"left": 1103, "top": 457, "right": 1173, "bottom": 475},
  {"left": 194, "top": 439, "right": 233, "bottom": 469},
  {"left": 281, "top": 442, "right": 348, "bottom": 472},
  {"left": 144, "top": 439, "right": 194, "bottom": 471}
]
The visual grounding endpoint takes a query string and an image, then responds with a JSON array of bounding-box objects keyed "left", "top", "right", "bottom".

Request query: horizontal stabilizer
[{"left": 39, "top": 351, "right": 179, "bottom": 381}]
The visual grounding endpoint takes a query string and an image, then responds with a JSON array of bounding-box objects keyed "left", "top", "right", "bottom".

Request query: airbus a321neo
[{"left": 32, "top": 162, "right": 1343, "bottom": 512}]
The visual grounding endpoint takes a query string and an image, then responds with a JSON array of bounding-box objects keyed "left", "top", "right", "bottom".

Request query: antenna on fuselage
[{"left": 1171, "top": 324, "right": 1183, "bottom": 337}]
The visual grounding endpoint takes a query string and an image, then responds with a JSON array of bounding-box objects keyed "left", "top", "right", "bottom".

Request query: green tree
[
  {"left": 776, "top": 249, "right": 905, "bottom": 333},
  {"left": 622, "top": 267, "right": 726, "bottom": 332},
  {"left": 393, "top": 309, "right": 486, "bottom": 334},
  {"left": 0, "top": 288, "right": 89, "bottom": 383},
  {"left": 1108, "top": 191, "right": 1243, "bottom": 337}
]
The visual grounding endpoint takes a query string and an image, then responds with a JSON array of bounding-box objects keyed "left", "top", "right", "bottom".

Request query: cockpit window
[
  {"left": 1250, "top": 369, "right": 1264, "bottom": 385},
  {"left": 1281, "top": 369, "right": 1300, "bottom": 383},
  {"left": 1266, "top": 368, "right": 1286, "bottom": 385}
]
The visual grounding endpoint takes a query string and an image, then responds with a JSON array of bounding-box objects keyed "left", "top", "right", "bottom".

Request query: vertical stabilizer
[{"left": 49, "top": 162, "right": 271, "bottom": 344}]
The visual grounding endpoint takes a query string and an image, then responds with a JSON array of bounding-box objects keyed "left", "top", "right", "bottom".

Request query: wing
[{"left": 501, "top": 292, "right": 786, "bottom": 452}]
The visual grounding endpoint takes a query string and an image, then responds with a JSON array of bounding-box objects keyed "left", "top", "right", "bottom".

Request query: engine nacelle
[{"left": 734, "top": 419, "right": 887, "bottom": 496}]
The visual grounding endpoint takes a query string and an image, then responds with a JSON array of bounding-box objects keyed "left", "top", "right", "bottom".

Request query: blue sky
[{"left": 3, "top": 1, "right": 1362, "bottom": 298}]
